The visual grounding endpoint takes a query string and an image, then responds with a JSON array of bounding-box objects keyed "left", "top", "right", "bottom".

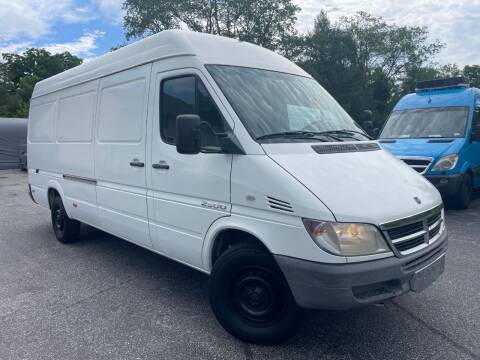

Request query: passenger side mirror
[
  {"left": 471, "top": 123, "right": 480, "bottom": 142},
  {"left": 360, "top": 110, "right": 374, "bottom": 134},
  {"left": 176, "top": 114, "right": 201, "bottom": 154}
]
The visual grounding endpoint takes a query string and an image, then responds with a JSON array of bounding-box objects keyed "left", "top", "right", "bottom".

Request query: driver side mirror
[
  {"left": 176, "top": 114, "right": 201, "bottom": 154},
  {"left": 175, "top": 114, "right": 246, "bottom": 155}
]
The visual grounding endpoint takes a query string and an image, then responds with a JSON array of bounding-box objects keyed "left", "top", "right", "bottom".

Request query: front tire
[
  {"left": 452, "top": 173, "right": 472, "bottom": 209},
  {"left": 51, "top": 196, "right": 81, "bottom": 243},
  {"left": 209, "top": 244, "right": 304, "bottom": 344}
]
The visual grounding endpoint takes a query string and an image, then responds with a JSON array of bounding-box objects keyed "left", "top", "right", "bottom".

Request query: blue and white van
[{"left": 379, "top": 78, "right": 480, "bottom": 208}]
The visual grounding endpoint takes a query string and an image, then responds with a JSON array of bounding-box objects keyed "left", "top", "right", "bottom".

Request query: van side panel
[
  {"left": 57, "top": 81, "right": 98, "bottom": 225},
  {"left": 94, "top": 64, "right": 152, "bottom": 248},
  {"left": 28, "top": 80, "right": 98, "bottom": 226}
]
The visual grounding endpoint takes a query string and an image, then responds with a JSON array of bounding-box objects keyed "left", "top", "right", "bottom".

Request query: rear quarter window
[{"left": 29, "top": 100, "right": 56, "bottom": 143}]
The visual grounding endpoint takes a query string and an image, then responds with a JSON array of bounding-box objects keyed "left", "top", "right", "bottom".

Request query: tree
[
  {"left": 300, "top": 12, "right": 366, "bottom": 118},
  {"left": 122, "top": 0, "right": 300, "bottom": 53},
  {"left": 464, "top": 65, "right": 480, "bottom": 88},
  {"left": 299, "top": 11, "right": 444, "bottom": 126},
  {"left": 0, "top": 49, "right": 81, "bottom": 117}
]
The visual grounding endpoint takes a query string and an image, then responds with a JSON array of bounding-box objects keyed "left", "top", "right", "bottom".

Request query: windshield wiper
[
  {"left": 256, "top": 131, "right": 337, "bottom": 142},
  {"left": 315, "top": 129, "right": 372, "bottom": 140}
]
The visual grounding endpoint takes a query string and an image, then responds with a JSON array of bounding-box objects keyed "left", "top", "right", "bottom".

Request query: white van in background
[{"left": 28, "top": 30, "right": 447, "bottom": 344}]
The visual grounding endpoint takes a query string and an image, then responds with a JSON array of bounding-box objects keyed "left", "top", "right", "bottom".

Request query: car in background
[{"left": 379, "top": 77, "right": 480, "bottom": 209}]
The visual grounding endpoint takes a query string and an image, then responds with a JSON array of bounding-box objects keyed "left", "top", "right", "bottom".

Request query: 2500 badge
[{"left": 201, "top": 201, "right": 227, "bottom": 211}]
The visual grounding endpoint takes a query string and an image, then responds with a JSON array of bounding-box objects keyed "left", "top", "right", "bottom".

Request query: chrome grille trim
[
  {"left": 397, "top": 156, "right": 434, "bottom": 175},
  {"left": 380, "top": 205, "right": 443, "bottom": 231},
  {"left": 380, "top": 205, "right": 445, "bottom": 256},
  {"left": 429, "top": 219, "right": 442, "bottom": 231},
  {"left": 399, "top": 225, "right": 444, "bottom": 255},
  {"left": 391, "top": 229, "right": 427, "bottom": 244}
]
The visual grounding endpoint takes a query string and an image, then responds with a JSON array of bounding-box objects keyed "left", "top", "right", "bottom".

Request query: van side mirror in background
[
  {"left": 176, "top": 114, "right": 201, "bottom": 154},
  {"left": 360, "top": 110, "right": 377, "bottom": 137},
  {"left": 471, "top": 123, "right": 480, "bottom": 142}
]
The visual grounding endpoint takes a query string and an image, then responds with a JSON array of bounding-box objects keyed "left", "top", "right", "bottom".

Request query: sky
[{"left": 0, "top": 0, "right": 479, "bottom": 66}]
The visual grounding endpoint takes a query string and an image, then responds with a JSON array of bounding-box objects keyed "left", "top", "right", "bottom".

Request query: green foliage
[
  {"left": 464, "top": 65, "right": 480, "bottom": 88},
  {"left": 123, "top": 0, "right": 300, "bottom": 53},
  {"left": 299, "top": 11, "right": 444, "bottom": 126},
  {"left": 1, "top": 5, "right": 479, "bottom": 125},
  {"left": 0, "top": 48, "right": 81, "bottom": 118}
]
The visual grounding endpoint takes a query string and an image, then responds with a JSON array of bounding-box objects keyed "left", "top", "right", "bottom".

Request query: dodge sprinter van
[
  {"left": 379, "top": 78, "right": 480, "bottom": 209},
  {"left": 28, "top": 30, "right": 447, "bottom": 344}
]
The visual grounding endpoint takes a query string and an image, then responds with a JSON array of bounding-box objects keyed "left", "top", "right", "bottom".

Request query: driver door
[{"left": 147, "top": 66, "right": 232, "bottom": 269}]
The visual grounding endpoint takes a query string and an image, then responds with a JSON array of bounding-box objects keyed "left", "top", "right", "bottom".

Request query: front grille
[
  {"left": 398, "top": 157, "right": 433, "bottom": 174},
  {"left": 381, "top": 206, "right": 444, "bottom": 255},
  {"left": 430, "top": 222, "right": 441, "bottom": 238},
  {"left": 395, "top": 234, "right": 426, "bottom": 252},
  {"left": 427, "top": 212, "right": 441, "bottom": 226},
  {"left": 387, "top": 221, "right": 424, "bottom": 239}
]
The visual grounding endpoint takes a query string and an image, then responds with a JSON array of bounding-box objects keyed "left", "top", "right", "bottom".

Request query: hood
[
  {"left": 379, "top": 138, "right": 464, "bottom": 159},
  {"left": 262, "top": 142, "right": 442, "bottom": 225}
]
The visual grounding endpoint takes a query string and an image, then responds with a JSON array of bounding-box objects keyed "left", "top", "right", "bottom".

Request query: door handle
[
  {"left": 152, "top": 161, "right": 170, "bottom": 170},
  {"left": 129, "top": 159, "right": 145, "bottom": 167}
]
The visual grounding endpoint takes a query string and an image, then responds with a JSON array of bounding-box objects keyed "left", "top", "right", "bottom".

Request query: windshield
[
  {"left": 206, "top": 65, "right": 366, "bottom": 141},
  {"left": 380, "top": 107, "right": 469, "bottom": 139}
]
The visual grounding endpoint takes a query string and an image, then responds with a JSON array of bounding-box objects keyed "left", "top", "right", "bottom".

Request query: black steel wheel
[
  {"left": 453, "top": 173, "right": 472, "bottom": 209},
  {"left": 50, "top": 196, "right": 81, "bottom": 243},
  {"left": 209, "top": 243, "right": 303, "bottom": 344}
]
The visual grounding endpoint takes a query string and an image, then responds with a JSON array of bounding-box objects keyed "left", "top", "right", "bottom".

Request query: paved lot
[{"left": 0, "top": 169, "right": 479, "bottom": 360}]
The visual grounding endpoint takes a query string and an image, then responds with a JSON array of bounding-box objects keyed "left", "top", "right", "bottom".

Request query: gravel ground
[{"left": 0, "top": 169, "right": 479, "bottom": 360}]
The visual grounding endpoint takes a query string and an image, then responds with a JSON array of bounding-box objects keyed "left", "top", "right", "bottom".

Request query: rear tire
[
  {"left": 452, "top": 173, "right": 472, "bottom": 209},
  {"left": 50, "top": 196, "right": 81, "bottom": 243},
  {"left": 209, "top": 243, "right": 304, "bottom": 344}
]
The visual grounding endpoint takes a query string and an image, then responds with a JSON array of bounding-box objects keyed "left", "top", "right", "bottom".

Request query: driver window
[{"left": 161, "top": 76, "right": 225, "bottom": 151}]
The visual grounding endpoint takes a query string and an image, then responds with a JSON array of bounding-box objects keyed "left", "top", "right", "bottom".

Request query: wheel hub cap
[{"left": 232, "top": 268, "right": 284, "bottom": 324}]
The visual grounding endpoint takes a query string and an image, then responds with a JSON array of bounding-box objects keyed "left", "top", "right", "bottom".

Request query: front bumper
[
  {"left": 275, "top": 231, "right": 447, "bottom": 310},
  {"left": 426, "top": 174, "right": 463, "bottom": 197}
]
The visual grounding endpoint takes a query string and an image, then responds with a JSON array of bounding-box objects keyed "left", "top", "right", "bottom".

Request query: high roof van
[
  {"left": 379, "top": 77, "right": 480, "bottom": 209},
  {"left": 28, "top": 30, "right": 447, "bottom": 344}
]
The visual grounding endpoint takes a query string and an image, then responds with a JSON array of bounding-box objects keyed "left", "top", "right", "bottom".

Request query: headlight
[
  {"left": 432, "top": 154, "right": 458, "bottom": 171},
  {"left": 303, "top": 219, "right": 389, "bottom": 256}
]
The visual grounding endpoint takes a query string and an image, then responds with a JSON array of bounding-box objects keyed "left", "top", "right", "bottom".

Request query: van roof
[
  {"left": 32, "top": 30, "right": 308, "bottom": 98},
  {"left": 393, "top": 87, "right": 479, "bottom": 112}
]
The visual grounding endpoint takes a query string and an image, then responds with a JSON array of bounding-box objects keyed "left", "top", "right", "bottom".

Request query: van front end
[
  {"left": 275, "top": 208, "right": 448, "bottom": 309},
  {"left": 255, "top": 143, "right": 448, "bottom": 311},
  {"left": 379, "top": 78, "right": 480, "bottom": 208},
  {"left": 379, "top": 137, "right": 468, "bottom": 199},
  {"left": 203, "top": 63, "right": 449, "bottom": 344}
]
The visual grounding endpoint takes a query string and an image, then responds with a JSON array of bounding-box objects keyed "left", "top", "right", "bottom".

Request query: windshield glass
[
  {"left": 206, "top": 65, "right": 366, "bottom": 141},
  {"left": 380, "top": 107, "right": 469, "bottom": 139}
]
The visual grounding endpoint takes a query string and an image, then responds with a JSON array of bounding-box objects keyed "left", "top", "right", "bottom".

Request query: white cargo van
[{"left": 28, "top": 30, "right": 447, "bottom": 344}]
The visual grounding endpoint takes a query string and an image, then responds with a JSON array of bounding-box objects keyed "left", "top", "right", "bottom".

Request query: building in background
[{"left": 0, "top": 118, "right": 28, "bottom": 170}]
